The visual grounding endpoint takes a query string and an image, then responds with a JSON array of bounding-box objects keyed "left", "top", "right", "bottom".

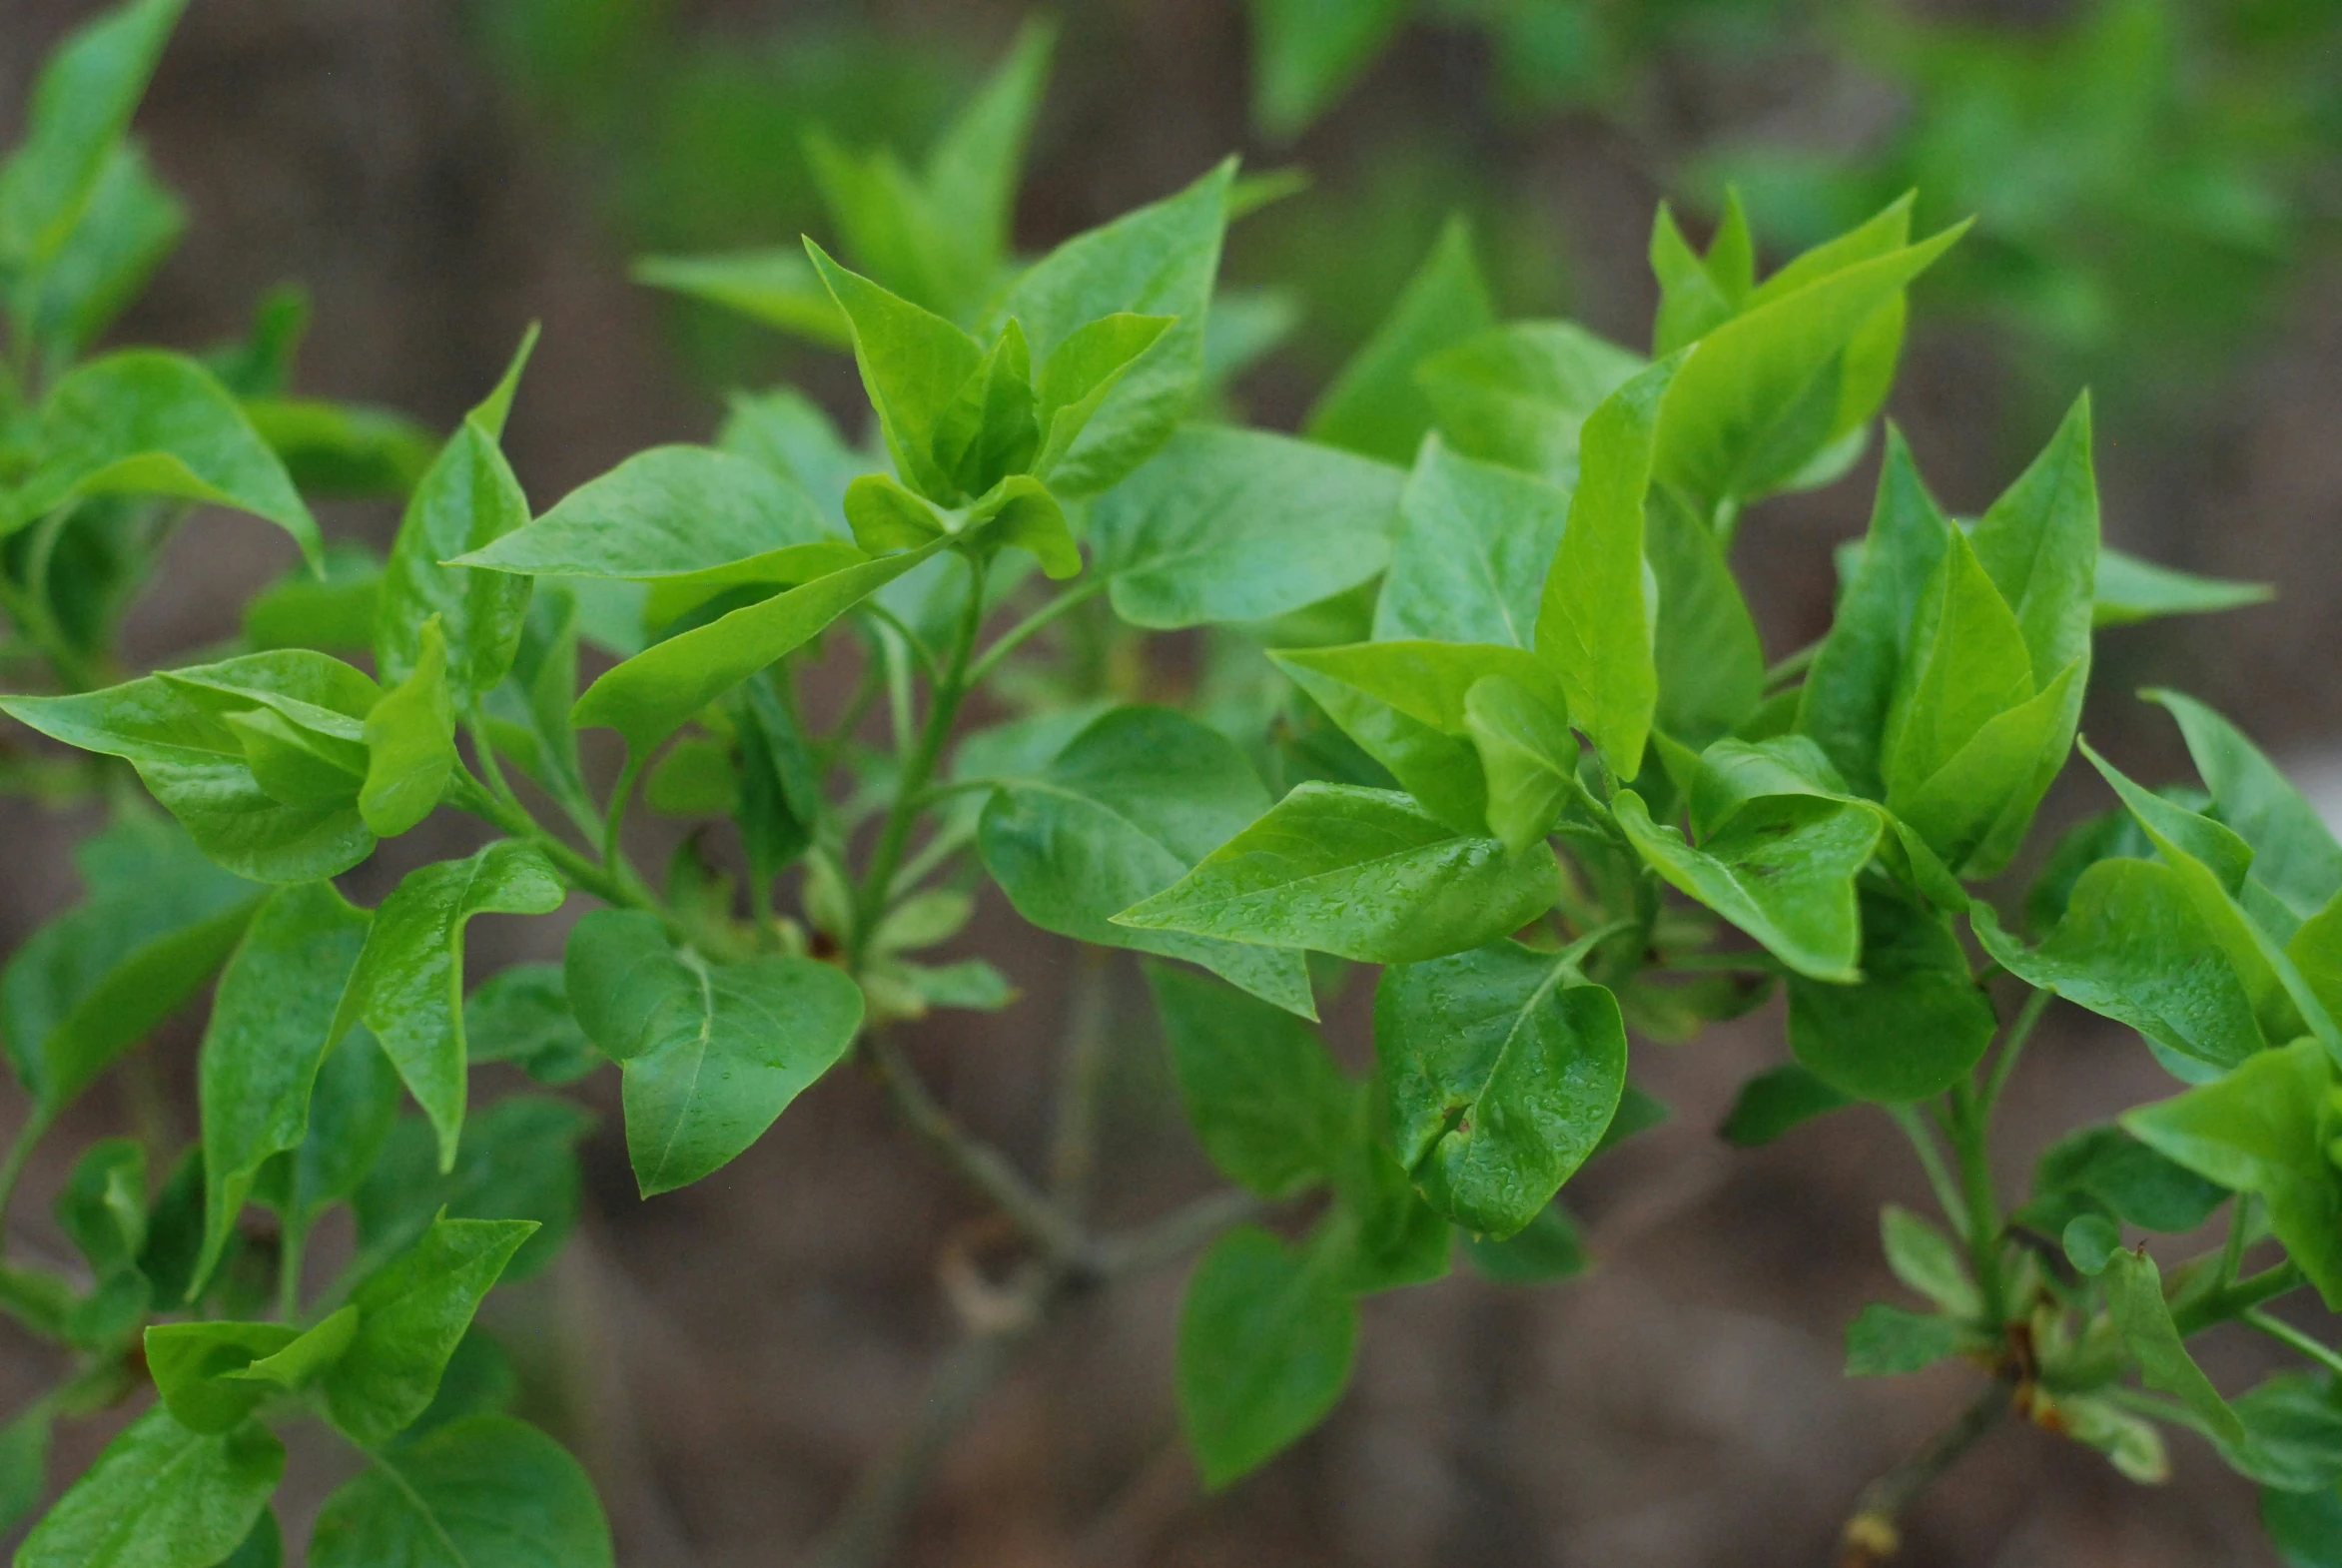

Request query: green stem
[
  {"left": 1887, "top": 1105, "right": 1968, "bottom": 1236},
  {"left": 2172, "top": 1260, "right": 2302, "bottom": 1337},
  {"left": 0, "top": 1114, "right": 47, "bottom": 1226},
  {"left": 965, "top": 576, "right": 1107, "bottom": 687},
  {"left": 601, "top": 752, "right": 644, "bottom": 870},
  {"left": 2218, "top": 1193, "right": 2255, "bottom": 1288},
  {"left": 2245, "top": 1308, "right": 2342, "bottom": 1378},
  {"left": 850, "top": 553, "right": 987, "bottom": 966},
  {"left": 857, "top": 602, "right": 940, "bottom": 682},
  {"left": 1977, "top": 987, "right": 2051, "bottom": 1123},
  {"left": 1945, "top": 1081, "right": 2007, "bottom": 1323},
  {"left": 1763, "top": 638, "right": 1822, "bottom": 690}
]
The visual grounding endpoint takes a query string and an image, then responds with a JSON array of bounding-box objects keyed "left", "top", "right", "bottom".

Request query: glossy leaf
[
  {"left": 1417, "top": 321, "right": 1646, "bottom": 483},
  {"left": 15, "top": 1406, "right": 281, "bottom": 1568},
  {"left": 1648, "top": 484, "right": 1765, "bottom": 747},
  {"left": 333, "top": 842, "right": 566, "bottom": 1170},
  {"left": 564, "top": 910, "right": 865, "bottom": 1195},
  {"left": 145, "top": 1320, "right": 314, "bottom": 1434},
  {"left": 2149, "top": 688, "right": 2342, "bottom": 922},
  {"left": 326, "top": 1215, "right": 535, "bottom": 1447},
  {"left": 1149, "top": 964, "right": 1353, "bottom": 1196},
  {"left": 1304, "top": 217, "right": 1496, "bottom": 463},
  {"left": 1376, "top": 940, "right": 1626, "bottom": 1237},
  {"left": 993, "top": 159, "right": 1233, "bottom": 495},
  {"left": 1535, "top": 354, "right": 1682, "bottom": 779},
  {"left": 1376, "top": 436, "right": 1568, "bottom": 647},
  {"left": 1788, "top": 885, "right": 1994, "bottom": 1103},
  {"left": 979, "top": 705, "right": 1315, "bottom": 1017},
  {"left": 6, "top": 351, "right": 318, "bottom": 559},
  {"left": 1465, "top": 671, "right": 1580, "bottom": 854},
  {"left": 195, "top": 880, "right": 371, "bottom": 1291},
  {"left": 1613, "top": 789, "right": 1880, "bottom": 982},
  {"left": 1969, "top": 394, "right": 2099, "bottom": 694},
  {"left": 1175, "top": 1226, "right": 1357, "bottom": 1490},
  {"left": 1091, "top": 424, "right": 1404, "bottom": 629},
  {"left": 1116, "top": 783, "right": 1559, "bottom": 966},
  {"left": 360, "top": 616, "right": 456, "bottom": 838},
  {"left": 309, "top": 1414, "right": 611, "bottom": 1568}
]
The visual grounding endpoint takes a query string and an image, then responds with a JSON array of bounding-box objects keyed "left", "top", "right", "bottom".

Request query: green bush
[{"left": 1, "top": 6, "right": 2338, "bottom": 1564}]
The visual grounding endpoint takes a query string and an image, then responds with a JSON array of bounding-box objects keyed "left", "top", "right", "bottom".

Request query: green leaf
[
  {"left": 1649, "top": 196, "right": 1750, "bottom": 355},
  {"left": 1376, "top": 940, "right": 1626, "bottom": 1237},
  {"left": 1881, "top": 1203, "right": 1978, "bottom": 1316},
  {"left": 1376, "top": 436, "right": 1569, "bottom": 647},
  {"left": 2216, "top": 1375, "right": 2342, "bottom": 1494},
  {"left": 399, "top": 1328, "right": 517, "bottom": 1444},
  {"left": 2123, "top": 1039, "right": 2342, "bottom": 1308},
  {"left": 571, "top": 543, "right": 942, "bottom": 756},
  {"left": 993, "top": 159, "right": 1233, "bottom": 495},
  {"left": 351, "top": 1097, "right": 591, "bottom": 1286},
  {"left": 195, "top": 880, "right": 371, "bottom": 1293},
  {"left": 2103, "top": 1245, "right": 2245, "bottom": 1445},
  {"left": 1, "top": 811, "right": 260, "bottom": 1121},
  {"left": 1031, "top": 313, "right": 1176, "bottom": 481},
  {"left": 1272, "top": 640, "right": 1563, "bottom": 837},
  {"left": 10, "top": 142, "right": 183, "bottom": 364},
  {"left": 930, "top": 320, "right": 1039, "bottom": 497},
  {"left": 564, "top": 910, "right": 865, "bottom": 1196},
  {"left": 462, "top": 964, "right": 600, "bottom": 1086},
  {"left": 804, "top": 239, "right": 981, "bottom": 500},
  {"left": 1788, "top": 884, "right": 1995, "bottom": 1103},
  {"left": 1799, "top": 426, "right": 1953, "bottom": 799},
  {"left": 1175, "top": 1225, "right": 1358, "bottom": 1490},
  {"left": 920, "top": 18, "right": 1055, "bottom": 287},
  {"left": 2265, "top": 1480, "right": 2342, "bottom": 1567},
  {"left": 1091, "top": 424, "right": 1404, "bottom": 629},
  {"left": 1418, "top": 321, "right": 1646, "bottom": 484},
  {"left": 631, "top": 249, "right": 851, "bottom": 346},
  {"left": 2021, "top": 1123, "right": 2226, "bottom": 1235},
  {"left": 242, "top": 544, "right": 381, "bottom": 654},
  {"left": 263, "top": 1028, "right": 402, "bottom": 1233},
  {"left": 377, "top": 330, "right": 536, "bottom": 694},
  {"left": 1535, "top": 354, "right": 1683, "bottom": 779},
  {"left": 1882, "top": 528, "right": 2035, "bottom": 808},
  {"left": 0, "top": 0, "right": 185, "bottom": 270},
  {"left": 1116, "top": 782, "right": 1559, "bottom": 966},
  {"left": 1647, "top": 484, "right": 1765, "bottom": 748},
  {"left": 1969, "top": 394, "right": 2099, "bottom": 693},
  {"left": 309, "top": 1414, "right": 611, "bottom": 1568},
  {"left": 359, "top": 616, "right": 456, "bottom": 837},
  {"left": 145, "top": 1319, "right": 326, "bottom": 1434},
  {"left": 480, "top": 587, "right": 587, "bottom": 807},
  {"left": 4, "top": 351, "right": 319, "bottom": 561},
  {"left": 2148, "top": 688, "right": 2342, "bottom": 922},
  {"left": 1303, "top": 216, "right": 1496, "bottom": 463},
  {"left": 241, "top": 397, "right": 436, "bottom": 500},
  {"left": 1845, "top": 1302, "right": 1964, "bottom": 1376},
  {"left": 978, "top": 705, "right": 1316, "bottom": 1018},
  {"left": 1247, "top": 0, "right": 1407, "bottom": 137},
  {"left": 1459, "top": 1198, "right": 1589, "bottom": 1284},
  {"left": 326, "top": 1215, "right": 535, "bottom": 1447},
  {"left": 1465, "top": 672, "right": 1580, "bottom": 854},
  {"left": 1719, "top": 1063, "right": 1853, "bottom": 1147},
  {"left": 216, "top": 1511, "right": 280, "bottom": 1568},
  {"left": 1612, "top": 789, "right": 1880, "bottom": 982},
  {"left": 1653, "top": 219, "right": 1964, "bottom": 513},
  {"left": 57, "top": 1138, "right": 145, "bottom": 1296},
  {"left": 456, "top": 443, "right": 849, "bottom": 596},
  {"left": 333, "top": 843, "right": 566, "bottom": 1171},
  {"left": 1973, "top": 860, "right": 2267, "bottom": 1074},
  {"left": 1149, "top": 964, "right": 1352, "bottom": 1195},
  {"left": 15, "top": 1407, "right": 281, "bottom": 1568},
  {"left": 2092, "top": 547, "right": 2270, "bottom": 627},
  {"left": 0, "top": 652, "right": 385, "bottom": 880},
  {"left": 0, "top": 1406, "right": 49, "bottom": 1536}
]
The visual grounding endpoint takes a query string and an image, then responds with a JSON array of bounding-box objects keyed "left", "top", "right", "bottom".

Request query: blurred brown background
[{"left": 3, "top": 0, "right": 2340, "bottom": 1563}]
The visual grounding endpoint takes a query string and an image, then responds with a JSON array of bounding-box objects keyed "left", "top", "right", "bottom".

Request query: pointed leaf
[
  {"left": 1175, "top": 1226, "right": 1357, "bottom": 1490},
  {"left": 15, "top": 1407, "right": 281, "bottom": 1568},
  {"left": 1376, "top": 435, "right": 1569, "bottom": 646},
  {"left": 1417, "top": 321, "right": 1645, "bottom": 483},
  {"left": 1304, "top": 216, "right": 1496, "bottom": 463},
  {"left": 1149, "top": 964, "right": 1352, "bottom": 1196},
  {"left": 360, "top": 617, "right": 455, "bottom": 838},
  {"left": 326, "top": 1215, "right": 536, "bottom": 1446}
]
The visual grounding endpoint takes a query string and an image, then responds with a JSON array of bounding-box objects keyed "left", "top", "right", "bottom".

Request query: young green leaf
[
  {"left": 1788, "top": 885, "right": 1995, "bottom": 1103},
  {"left": 5, "top": 351, "right": 319, "bottom": 560},
  {"left": 930, "top": 320, "right": 1040, "bottom": 497},
  {"left": 1649, "top": 195, "right": 1752, "bottom": 355},
  {"left": 1417, "top": 321, "right": 1647, "bottom": 482},
  {"left": 2020, "top": 1124, "right": 2227, "bottom": 1236},
  {"left": 325, "top": 1214, "right": 536, "bottom": 1447},
  {"left": 920, "top": 18, "right": 1055, "bottom": 290},
  {"left": 1089, "top": 424, "right": 1405, "bottom": 629},
  {"left": 1968, "top": 393, "right": 2099, "bottom": 696},
  {"left": 1535, "top": 354, "right": 1684, "bottom": 780},
  {"left": 1464, "top": 671, "right": 1580, "bottom": 854},
  {"left": 242, "top": 396, "right": 436, "bottom": 501},
  {"left": 631, "top": 249, "right": 852, "bottom": 346},
  {"left": 376, "top": 329, "right": 537, "bottom": 694},
  {"left": 1613, "top": 789, "right": 1881, "bottom": 983},
  {"left": 1, "top": 811, "right": 261, "bottom": 1122},
  {"left": 462, "top": 963, "right": 600, "bottom": 1085},
  {"left": 2148, "top": 688, "right": 2342, "bottom": 922},
  {"left": 2123, "top": 1039, "right": 2342, "bottom": 1308},
  {"left": 1175, "top": 1226, "right": 1358, "bottom": 1490},
  {"left": 2091, "top": 548, "right": 2271, "bottom": 627},
  {"left": 563, "top": 910, "right": 865, "bottom": 1195},
  {"left": 309, "top": 1414, "right": 611, "bottom": 1568},
  {"left": 992, "top": 159, "right": 1233, "bottom": 494},
  {"left": 1247, "top": 0, "right": 1407, "bottom": 137},
  {"left": 333, "top": 842, "right": 566, "bottom": 1171},
  {"left": 0, "top": 0, "right": 186, "bottom": 269},
  {"left": 14, "top": 1406, "right": 281, "bottom": 1568},
  {"left": 1375, "top": 941, "right": 1627, "bottom": 1237},
  {"left": 2102, "top": 1245, "right": 2247, "bottom": 1445},
  {"left": 351, "top": 1096, "right": 592, "bottom": 1285},
  {"left": 1647, "top": 484, "right": 1765, "bottom": 747},
  {"left": 1799, "top": 426, "right": 1954, "bottom": 798},
  {"left": 12, "top": 142, "right": 184, "bottom": 365},
  {"left": 1304, "top": 216, "right": 1497, "bottom": 463},
  {"left": 195, "top": 880, "right": 371, "bottom": 1293},
  {"left": 1719, "top": 1063, "right": 1852, "bottom": 1147},
  {"left": 1880, "top": 1204, "right": 1979, "bottom": 1316},
  {"left": 978, "top": 705, "right": 1316, "bottom": 1018},
  {"left": 1115, "top": 783, "right": 1560, "bottom": 966},
  {"left": 242, "top": 544, "right": 382, "bottom": 655},
  {"left": 145, "top": 1320, "right": 310, "bottom": 1434},
  {"left": 1845, "top": 1302, "right": 1964, "bottom": 1376},
  {"left": 1149, "top": 964, "right": 1354, "bottom": 1195},
  {"left": 805, "top": 239, "right": 982, "bottom": 499},
  {"left": 1376, "top": 436, "right": 1570, "bottom": 646},
  {"left": 571, "top": 542, "right": 943, "bottom": 755},
  {"left": 261, "top": 1027, "right": 403, "bottom": 1235},
  {"left": 359, "top": 615, "right": 456, "bottom": 838},
  {"left": 55, "top": 1139, "right": 148, "bottom": 1342}
]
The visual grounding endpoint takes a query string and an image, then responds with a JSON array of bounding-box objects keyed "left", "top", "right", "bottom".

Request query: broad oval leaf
[
  {"left": 309, "top": 1414, "right": 611, "bottom": 1568},
  {"left": 1147, "top": 963, "right": 1353, "bottom": 1196},
  {"left": 15, "top": 1406, "right": 282, "bottom": 1568},
  {"left": 325, "top": 1215, "right": 536, "bottom": 1447},
  {"left": 1788, "top": 884, "right": 1995, "bottom": 1103},
  {"left": 1376, "top": 435, "right": 1570, "bottom": 647},
  {"left": 1175, "top": 1225, "right": 1358, "bottom": 1491}
]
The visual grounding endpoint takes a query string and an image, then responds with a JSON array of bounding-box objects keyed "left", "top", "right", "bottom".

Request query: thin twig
[
  {"left": 863, "top": 1032, "right": 1081, "bottom": 1262},
  {"left": 1838, "top": 1380, "right": 2010, "bottom": 1566},
  {"left": 1093, "top": 1188, "right": 1262, "bottom": 1279},
  {"left": 1048, "top": 949, "right": 1115, "bottom": 1213}
]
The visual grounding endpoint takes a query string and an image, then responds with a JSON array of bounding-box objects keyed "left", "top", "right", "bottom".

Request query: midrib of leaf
[
  {"left": 1148, "top": 821, "right": 1456, "bottom": 923},
  {"left": 370, "top": 1446, "right": 471, "bottom": 1567},
  {"left": 645, "top": 950, "right": 722, "bottom": 1188},
  {"left": 1004, "top": 777, "right": 1205, "bottom": 873},
  {"left": 83, "top": 1425, "right": 220, "bottom": 1567},
  {"left": 1988, "top": 433, "right": 2089, "bottom": 660},
  {"left": 1443, "top": 951, "right": 1574, "bottom": 1155}
]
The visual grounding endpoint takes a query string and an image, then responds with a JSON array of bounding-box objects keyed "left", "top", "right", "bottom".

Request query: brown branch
[{"left": 1838, "top": 1380, "right": 2011, "bottom": 1567}]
